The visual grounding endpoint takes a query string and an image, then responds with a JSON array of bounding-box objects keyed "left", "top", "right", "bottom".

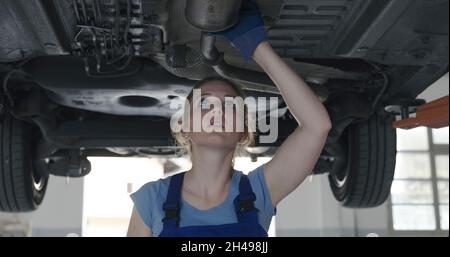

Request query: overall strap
[
  {"left": 234, "top": 174, "right": 258, "bottom": 223},
  {"left": 162, "top": 172, "right": 185, "bottom": 230}
]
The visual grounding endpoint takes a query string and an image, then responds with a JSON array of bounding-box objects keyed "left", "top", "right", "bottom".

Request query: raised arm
[
  {"left": 217, "top": 1, "right": 332, "bottom": 207},
  {"left": 253, "top": 42, "right": 332, "bottom": 207}
]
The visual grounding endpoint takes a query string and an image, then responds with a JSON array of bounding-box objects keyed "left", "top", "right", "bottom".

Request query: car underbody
[{"left": 0, "top": 0, "right": 448, "bottom": 211}]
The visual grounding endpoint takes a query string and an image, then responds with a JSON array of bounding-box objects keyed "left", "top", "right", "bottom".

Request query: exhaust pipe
[
  {"left": 186, "top": 1, "right": 277, "bottom": 93},
  {"left": 185, "top": 0, "right": 242, "bottom": 32},
  {"left": 200, "top": 32, "right": 275, "bottom": 91}
]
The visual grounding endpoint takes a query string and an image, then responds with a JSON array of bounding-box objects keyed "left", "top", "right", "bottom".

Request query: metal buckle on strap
[
  {"left": 163, "top": 202, "right": 180, "bottom": 221},
  {"left": 237, "top": 192, "right": 257, "bottom": 212},
  {"left": 164, "top": 208, "right": 180, "bottom": 220},
  {"left": 239, "top": 199, "right": 257, "bottom": 212}
]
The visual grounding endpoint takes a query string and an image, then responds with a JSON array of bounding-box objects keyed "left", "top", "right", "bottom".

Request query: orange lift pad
[{"left": 394, "top": 96, "right": 449, "bottom": 129}]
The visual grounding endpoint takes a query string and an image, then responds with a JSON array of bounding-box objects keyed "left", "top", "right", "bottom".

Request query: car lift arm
[{"left": 393, "top": 96, "right": 449, "bottom": 129}]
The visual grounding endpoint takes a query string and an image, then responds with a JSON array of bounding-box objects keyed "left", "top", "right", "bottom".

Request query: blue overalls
[{"left": 159, "top": 172, "right": 268, "bottom": 237}]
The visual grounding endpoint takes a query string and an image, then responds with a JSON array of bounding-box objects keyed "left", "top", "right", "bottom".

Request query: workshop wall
[
  {"left": 276, "top": 174, "right": 389, "bottom": 237},
  {"left": 0, "top": 177, "right": 83, "bottom": 237}
]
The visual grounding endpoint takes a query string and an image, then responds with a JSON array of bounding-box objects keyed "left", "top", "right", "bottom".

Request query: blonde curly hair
[{"left": 172, "top": 77, "right": 255, "bottom": 162}]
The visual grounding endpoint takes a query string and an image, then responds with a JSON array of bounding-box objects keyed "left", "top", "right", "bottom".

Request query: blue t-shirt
[{"left": 130, "top": 165, "right": 276, "bottom": 236}]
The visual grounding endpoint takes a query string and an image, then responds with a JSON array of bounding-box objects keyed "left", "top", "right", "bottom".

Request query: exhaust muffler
[{"left": 185, "top": 0, "right": 242, "bottom": 32}]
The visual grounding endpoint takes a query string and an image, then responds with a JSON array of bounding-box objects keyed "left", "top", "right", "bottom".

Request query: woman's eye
[{"left": 200, "top": 99, "right": 210, "bottom": 110}]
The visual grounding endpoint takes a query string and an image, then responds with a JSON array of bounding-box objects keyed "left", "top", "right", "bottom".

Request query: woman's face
[{"left": 184, "top": 80, "right": 246, "bottom": 151}]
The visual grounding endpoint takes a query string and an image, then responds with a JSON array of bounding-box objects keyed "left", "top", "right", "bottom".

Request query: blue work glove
[{"left": 216, "top": 1, "right": 268, "bottom": 61}]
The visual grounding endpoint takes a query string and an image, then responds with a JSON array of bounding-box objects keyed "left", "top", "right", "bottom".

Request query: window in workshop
[{"left": 390, "top": 127, "right": 449, "bottom": 234}]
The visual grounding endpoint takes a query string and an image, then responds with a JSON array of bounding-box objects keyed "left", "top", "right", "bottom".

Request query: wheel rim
[
  {"left": 332, "top": 169, "right": 348, "bottom": 188},
  {"left": 330, "top": 128, "right": 352, "bottom": 190},
  {"left": 32, "top": 169, "right": 45, "bottom": 192}
]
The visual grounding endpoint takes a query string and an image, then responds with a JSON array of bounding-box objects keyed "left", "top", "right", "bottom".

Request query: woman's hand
[{"left": 215, "top": 1, "right": 268, "bottom": 61}]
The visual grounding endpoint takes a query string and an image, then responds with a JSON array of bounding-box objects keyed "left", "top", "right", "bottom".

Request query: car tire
[
  {"left": 329, "top": 114, "right": 397, "bottom": 208},
  {"left": 0, "top": 113, "right": 48, "bottom": 212}
]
